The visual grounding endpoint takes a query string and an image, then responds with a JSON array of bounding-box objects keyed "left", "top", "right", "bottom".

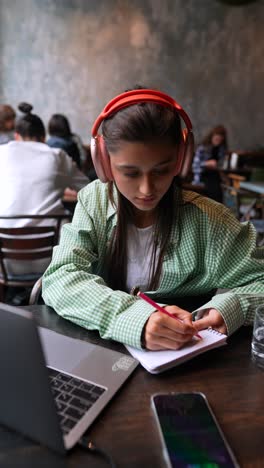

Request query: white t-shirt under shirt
[{"left": 126, "top": 224, "right": 160, "bottom": 293}]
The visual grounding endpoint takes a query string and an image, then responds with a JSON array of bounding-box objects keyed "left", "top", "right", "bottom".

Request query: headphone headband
[
  {"left": 91, "top": 89, "right": 192, "bottom": 136},
  {"left": 90, "top": 88, "right": 194, "bottom": 183}
]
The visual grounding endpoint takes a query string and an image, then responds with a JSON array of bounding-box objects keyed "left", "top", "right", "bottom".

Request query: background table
[
  {"left": 239, "top": 181, "right": 264, "bottom": 196},
  {"left": 1, "top": 305, "right": 264, "bottom": 467}
]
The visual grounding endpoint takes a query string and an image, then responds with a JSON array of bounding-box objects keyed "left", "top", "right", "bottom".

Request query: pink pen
[{"left": 137, "top": 291, "right": 202, "bottom": 340}]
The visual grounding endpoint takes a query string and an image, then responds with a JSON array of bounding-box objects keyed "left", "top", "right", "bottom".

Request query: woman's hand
[
  {"left": 63, "top": 188, "right": 78, "bottom": 200},
  {"left": 193, "top": 308, "right": 227, "bottom": 334},
  {"left": 204, "top": 159, "right": 217, "bottom": 169},
  {"left": 144, "top": 306, "right": 196, "bottom": 350}
]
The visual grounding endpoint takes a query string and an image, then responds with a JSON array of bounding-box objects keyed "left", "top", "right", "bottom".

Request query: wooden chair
[
  {"left": 222, "top": 165, "right": 264, "bottom": 211},
  {"left": 221, "top": 179, "right": 264, "bottom": 246},
  {"left": 0, "top": 214, "right": 70, "bottom": 303}
]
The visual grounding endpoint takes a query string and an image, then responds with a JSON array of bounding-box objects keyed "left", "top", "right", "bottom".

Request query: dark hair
[
  {"left": 103, "top": 91, "right": 183, "bottom": 292},
  {"left": 48, "top": 114, "right": 72, "bottom": 138},
  {"left": 102, "top": 100, "right": 181, "bottom": 152},
  {"left": 201, "top": 125, "right": 228, "bottom": 148},
  {"left": 15, "top": 102, "right": 45, "bottom": 141},
  {"left": 0, "top": 104, "right": 16, "bottom": 131}
]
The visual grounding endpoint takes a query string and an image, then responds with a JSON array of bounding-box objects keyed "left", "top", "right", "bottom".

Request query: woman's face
[
  {"left": 211, "top": 133, "right": 224, "bottom": 146},
  {"left": 109, "top": 140, "right": 178, "bottom": 224},
  {"left": 4, "top": 118, "right": 15, "bottom": 131}
]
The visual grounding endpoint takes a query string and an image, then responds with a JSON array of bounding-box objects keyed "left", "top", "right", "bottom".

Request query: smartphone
[{"left": 151, "top": 392, "right": 239, "bottom": 468}]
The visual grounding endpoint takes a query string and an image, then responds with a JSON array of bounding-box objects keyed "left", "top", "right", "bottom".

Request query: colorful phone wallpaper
[{"left": 153, "top": 394, "right": 237, "bottom": 468}]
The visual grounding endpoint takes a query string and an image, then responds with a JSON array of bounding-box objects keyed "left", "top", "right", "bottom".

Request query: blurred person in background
[
  {"left": 0, "top": 103, "right": 89, "bottom": 302},
  {"left": 0, "top": 102, "right": 89, "bottom": 228},
  {"left": 0, "top": 104, "right": 16, "bottom": 144},
  {"left": 47, "top": 113, "right": 84, "bottom": 169},
  {"left": 192, "top": 125, "right": 228, "bottom": 202},
  {"left": 47, "top": 113, "right": 98, "bottom": 180}
]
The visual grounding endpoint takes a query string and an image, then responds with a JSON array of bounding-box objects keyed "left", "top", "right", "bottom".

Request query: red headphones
[{"left": 90, "top": 89, "right": 194, "bottom": 182}]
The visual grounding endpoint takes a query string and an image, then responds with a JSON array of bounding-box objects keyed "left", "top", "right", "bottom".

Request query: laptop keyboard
[{"left": 48, "top": 367, "right": 106, "bottom": 435}]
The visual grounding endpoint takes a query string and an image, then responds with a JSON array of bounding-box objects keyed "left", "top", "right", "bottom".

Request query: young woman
[
  {"left": 192, "top": 125, "right": 228, "bottom": 202},
  {"left": 42, "top": 88, "right": 264, "bottom": 351}
]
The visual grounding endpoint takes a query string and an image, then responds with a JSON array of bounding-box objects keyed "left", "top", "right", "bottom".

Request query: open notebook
[{"left": 125, "top": 328, "right": 227, "bottom": 374}]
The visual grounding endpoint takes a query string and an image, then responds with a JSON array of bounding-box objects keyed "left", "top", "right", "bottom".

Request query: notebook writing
[{"left": 125, "top": 328, "right": 227, "bottom": 374}]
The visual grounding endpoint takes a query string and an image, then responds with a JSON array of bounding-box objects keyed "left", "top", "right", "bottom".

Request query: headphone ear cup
[
  {"left": 90, "top": 135, "right": 113, "bottom": 183},
  {"left": 174, "top": 129, "right": 194, "bottom": 179}
]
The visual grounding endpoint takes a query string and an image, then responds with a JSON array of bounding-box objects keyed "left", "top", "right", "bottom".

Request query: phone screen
[{"left": 152, "top": 393, "right": 238, "bottom": 468}]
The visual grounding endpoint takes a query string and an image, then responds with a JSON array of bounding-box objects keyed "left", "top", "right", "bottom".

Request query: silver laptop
[{"left": 0, "top": 303, "right": 138, "bottom": 454}]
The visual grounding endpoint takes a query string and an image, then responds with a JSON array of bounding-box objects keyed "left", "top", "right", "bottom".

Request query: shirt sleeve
[
  {"left": 192, "top": 146, "right": 206, "bottom": 183},
  {"left": 193, "top": 206, "right": 264, "bottom": 335},
  {"left": 42, "top": 190, "right": 156, "bottom": 348}
]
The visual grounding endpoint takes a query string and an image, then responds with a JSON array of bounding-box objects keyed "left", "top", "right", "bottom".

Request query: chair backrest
[{"left": 0, "top": 215, "right": 70, "bottom": 282}]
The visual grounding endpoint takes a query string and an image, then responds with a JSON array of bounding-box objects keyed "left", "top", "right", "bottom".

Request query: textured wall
[{"left": 0, "top": 0, "right": 263, "bottom": 148}]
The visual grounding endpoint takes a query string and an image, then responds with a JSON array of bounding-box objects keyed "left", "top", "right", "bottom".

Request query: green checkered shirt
[{"left": 42, "top": 180, "right": 264, "bottom": 348}]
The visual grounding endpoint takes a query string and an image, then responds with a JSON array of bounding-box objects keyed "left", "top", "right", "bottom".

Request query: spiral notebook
[{"left": 125, "top": 328, "right": 227, "bottom": 374}]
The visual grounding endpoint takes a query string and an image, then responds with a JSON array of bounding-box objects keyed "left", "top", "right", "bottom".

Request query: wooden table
[{"left": 1, "top": 305, "right": 264, "bottom": 467}]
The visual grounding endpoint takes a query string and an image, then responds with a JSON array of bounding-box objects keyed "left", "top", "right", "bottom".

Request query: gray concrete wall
[{"left": 0, "top": 0, "right": 263, "bottom": 148}]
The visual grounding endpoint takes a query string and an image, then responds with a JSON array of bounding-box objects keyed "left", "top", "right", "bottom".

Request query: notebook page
[{"left": 125, "top": 328, "right": 227, "bottom": 374}]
